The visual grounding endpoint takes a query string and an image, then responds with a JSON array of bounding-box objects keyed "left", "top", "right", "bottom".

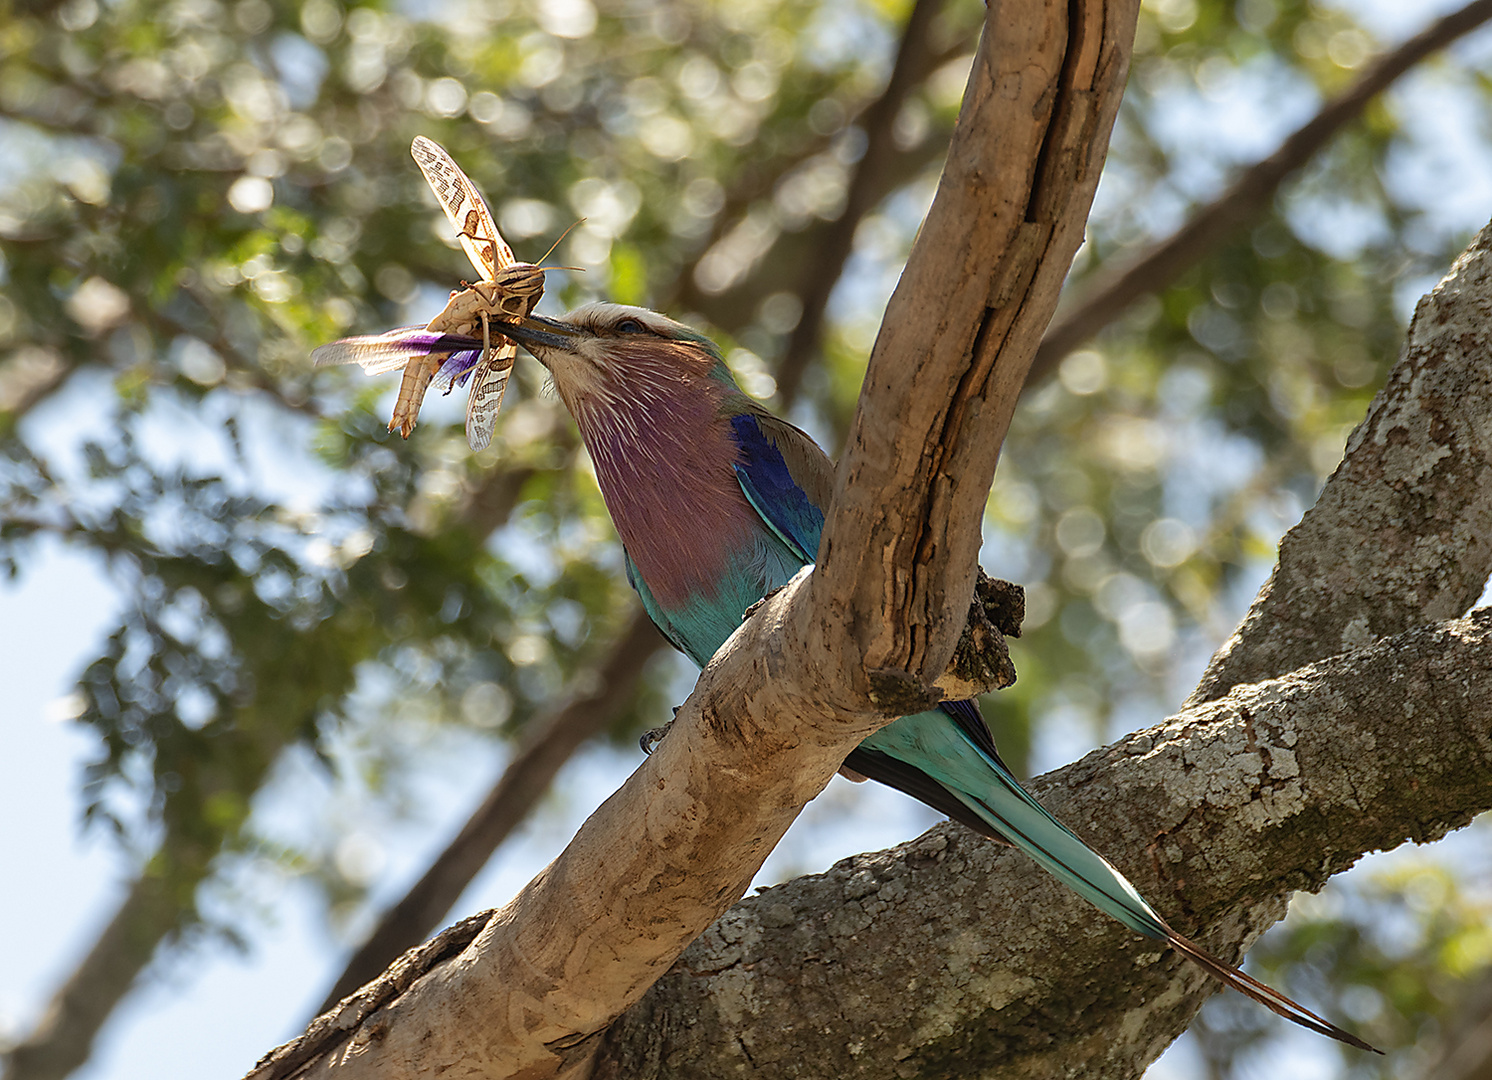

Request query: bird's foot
[{"left": 639, "top": 708, "right": 679, "bottom": 755}]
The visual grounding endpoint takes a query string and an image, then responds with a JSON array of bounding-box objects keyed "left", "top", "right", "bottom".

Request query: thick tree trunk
[{"left": 1188, "top": 222, "right": 1492, "bottom": 703}]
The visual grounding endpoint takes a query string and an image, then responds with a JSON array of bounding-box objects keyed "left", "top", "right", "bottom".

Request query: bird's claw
[
  {"left": 639, "top": 709, "right": 679, "bottom": 756},
  {"left": 639, "top": 724, "right": 671, "bottom": 755}
]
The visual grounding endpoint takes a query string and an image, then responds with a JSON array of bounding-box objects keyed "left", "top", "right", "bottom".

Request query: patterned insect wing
[
  {"left": 464, "top": 341, "right": 518, "bottom": 451},
  {"left": 410, "top": 136, "right": 512, "bottom": 283},
  {"left": 313, "top": 138, "right": 545, "bottom": 442}
]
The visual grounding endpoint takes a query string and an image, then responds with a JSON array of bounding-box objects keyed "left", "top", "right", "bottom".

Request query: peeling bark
[
  {"left": 247, "top": 574, "right": 1023, "bottom": 1080},
  {"left": 819, "top": 0, "right": 1138, "bottom": 695}
]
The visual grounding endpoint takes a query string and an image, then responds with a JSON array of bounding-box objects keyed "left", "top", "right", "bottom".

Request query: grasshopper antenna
[{"left": 536, "top": 218, "right": 587, "bottom": 268}]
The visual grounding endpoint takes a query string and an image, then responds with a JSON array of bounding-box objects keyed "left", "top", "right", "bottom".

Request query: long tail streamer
[{"left": 858, "top": 705, "right": 1381, "bottom": 1053}]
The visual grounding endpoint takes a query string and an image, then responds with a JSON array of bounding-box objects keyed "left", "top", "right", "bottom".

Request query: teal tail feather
[{"left": 857, "top": 704, "right": 1381, "bottom": 1054}]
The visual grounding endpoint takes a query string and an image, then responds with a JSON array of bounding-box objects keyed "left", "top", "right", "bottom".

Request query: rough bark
[
  {"left": 1188, "top": 217, "right": 1492, "bottom": 705},
  {"left": 596, "top": 610, "right": 1492, "bottom": 1079},
  {"left": 314, "top": 5, "right": 1492, "bottom": 1023},
  {"left": 245, "top": 0, "right": 1142, "bottom": 1076},
  {"left": 1026, "top": 0, "right": 1492, "bottom": 387}
]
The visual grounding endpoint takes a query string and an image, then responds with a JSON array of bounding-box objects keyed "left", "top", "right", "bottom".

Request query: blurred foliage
[
  {"left": 1193, "top": 844, "right": 1492, "bottom": 1078},
  {"left": 3, "top": 0, "right": 1492, "bottom": 1073}
]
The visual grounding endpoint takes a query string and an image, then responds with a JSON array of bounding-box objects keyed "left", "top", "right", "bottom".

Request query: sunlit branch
[
  {"left": 248, "top": 0, "right": 1139, "bottom": 1072},
  {"left": 300, "top": 8, "right": 966, "bottom": 1006}
]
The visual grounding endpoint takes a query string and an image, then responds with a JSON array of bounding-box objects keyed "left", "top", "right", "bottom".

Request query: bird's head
[{"left": 497, "top": 302, "right": 732, "bottom": 419}]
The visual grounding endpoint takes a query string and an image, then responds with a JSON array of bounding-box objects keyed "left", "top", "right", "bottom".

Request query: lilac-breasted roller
[{"left": 489, "top": 302, "right": 1375, "bottom": 1052}]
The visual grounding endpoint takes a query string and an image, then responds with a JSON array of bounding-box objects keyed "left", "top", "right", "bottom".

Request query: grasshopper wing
[
  {"left": 464, "top": 341, "right": 518, "bottom": 451},
  {"left": 313, "top": 326, "right": 482, "bottom": 375},
  {"left": 411, "top": 135, "right": 512, "bottom": 283}
]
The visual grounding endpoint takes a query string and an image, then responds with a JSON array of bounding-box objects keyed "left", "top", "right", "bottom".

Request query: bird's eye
[{"left": 615, "top": 317, "right": 646, "bottom": 334}]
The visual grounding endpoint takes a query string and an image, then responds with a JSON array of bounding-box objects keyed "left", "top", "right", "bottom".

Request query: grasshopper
[{"left": 314, "top": 136, "right": 546, "bottom": 450}]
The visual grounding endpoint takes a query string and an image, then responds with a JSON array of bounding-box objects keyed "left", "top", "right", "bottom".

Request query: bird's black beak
[{"left": 498, "top": 314, "right": 582, "bottom": 354}]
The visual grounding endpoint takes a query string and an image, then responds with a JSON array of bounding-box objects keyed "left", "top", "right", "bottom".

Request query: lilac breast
[{"left": 578, "top": 374, "right": 757, "bottom": 611}]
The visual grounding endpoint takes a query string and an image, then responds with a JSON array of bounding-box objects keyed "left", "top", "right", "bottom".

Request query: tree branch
[
  {"left": 1026, "top": 0, "right": 1492, "bottom": 386},
  {"left": 1188, "top": 215, "right": 1492, "bottom": 705},
  {"left": 668, "top": 42, "right": 969, "bottom": 334},
  {"left": 662, "top": 0, "right": 975, "bottom": 322},
  {"left": 817, "top": 0, "right": 1134, "bottom": 691},
  {"left": 577, "top": 207, "right": 1492, "bottom": 1079},
  {"left": 244, "top": 1, "right": 1142, "bottom": 1076},
  {"left": 314, "top": 610, "right": 664, "bottom": 1013},
  {"left": 257, "top": 192, "right": 1492, "bottom": 1069},
  {"left": 595, "top": 608, "right": 1492, "bottom": 1078},
  {"left": 311, "top": 0, "right": 967, "bottom": 996},
  {"left": 242, "top": 13, "right": 1492, "bottom": 1079},
  {"left": 16, "top": 9, "right": 956, "bottom": 1048},
  {"left": 771, "top": 0, "right": 949, "bottom": 404},
  {"left": 3, "top": 868, "right": 210, "bottom": 1080}
]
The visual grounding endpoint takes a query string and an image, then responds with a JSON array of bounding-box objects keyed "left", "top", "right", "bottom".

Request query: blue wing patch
[{"left": 730, "top": 413, "right": 825, "bottom": 564}]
